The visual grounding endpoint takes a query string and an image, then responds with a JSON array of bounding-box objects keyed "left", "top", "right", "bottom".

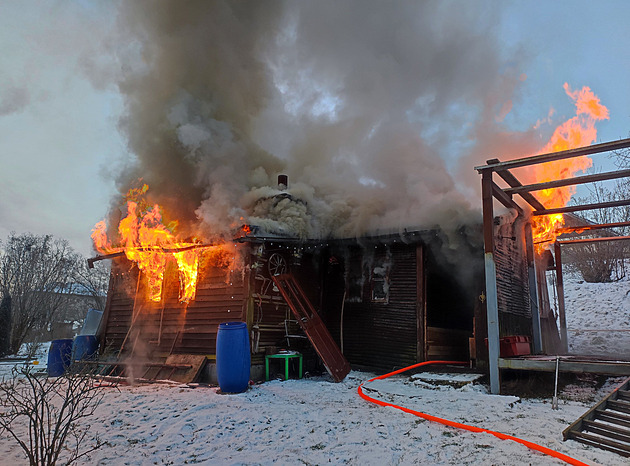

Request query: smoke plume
[{"left": 110, "top": 0, "right": 529, "bottom": 241}]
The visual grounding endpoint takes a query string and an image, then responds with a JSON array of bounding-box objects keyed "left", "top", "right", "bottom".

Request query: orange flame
[
  {"left": 92, "top": 185, "right": 213, "bottom": 303},
  {"left": 528, "top": 84, "right": 609, "bottom": 250}
]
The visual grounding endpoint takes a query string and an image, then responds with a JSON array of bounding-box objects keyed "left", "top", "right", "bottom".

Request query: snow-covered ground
[
  {"left": 1, "top": 274, "right": 630, "bottom": 465},
  {"left": 564, "top": 273, "right": 630, "bottom": 357}
]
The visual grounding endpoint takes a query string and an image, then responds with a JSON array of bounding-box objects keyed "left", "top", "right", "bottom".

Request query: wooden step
[
  {"left": 563, "top": 377, "right": 630, "bottom": 458},
  {"left": 582, "top": 420, "right": 630, "bottom": 444},
  {"left": 608, "top": 399, "right": 630, "bottom": 415},
  {"left": 569, "top": 431, "right": 630, "bottom": 457},
  {"left": 597, "top": 409, "right": 630, "bottom": 428}
]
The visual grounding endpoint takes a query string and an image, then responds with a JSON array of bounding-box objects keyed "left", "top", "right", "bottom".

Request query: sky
[{"left": 1, "top": 1, "right": 630, "bottom": 256}]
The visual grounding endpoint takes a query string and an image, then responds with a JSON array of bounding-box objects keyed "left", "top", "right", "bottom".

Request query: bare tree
[
  {"left": 564, "top": 183, "right": 630, "bottom": 282},
  {"left": 0, "top": 366, "right": 106, "bottom": 465},
  {"left": 0, "top": 233, "right": 81, "bottom": 354},
  {"left": 71, "top": 261, "right": 110, "bottom": 313},
  {"left": 0, "top": 295, "right": 11, "bottom": 357}
]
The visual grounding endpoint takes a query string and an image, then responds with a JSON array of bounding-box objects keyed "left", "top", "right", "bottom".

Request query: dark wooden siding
[
  {"left": 494, "top": 219, "right": 533, "bottom": 337},
  {"left": 99, "top": 261, "right": 137, "bottom": 354},
  {"left": 339, "top": 243, "right": 419, "bottom": 372},
  {"left": 100, "top": 254, "right": 246, "bottom": 357}
]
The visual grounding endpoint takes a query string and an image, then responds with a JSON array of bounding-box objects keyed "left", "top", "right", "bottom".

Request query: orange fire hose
[{"left": 357, "top": 361, "right": 589, "bottom": 466}]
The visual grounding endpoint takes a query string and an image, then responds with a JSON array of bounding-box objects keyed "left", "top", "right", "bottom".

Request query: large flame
[
  {"left": 92, "top": 185, "right": 217, "bottom": 303},
  {"left": 527, "top": 83, "right": 609, "bottom": 249}
]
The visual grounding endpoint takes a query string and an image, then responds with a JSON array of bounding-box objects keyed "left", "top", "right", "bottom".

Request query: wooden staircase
[
  {"left": 271, "top": 273, "right": 351, "bottom": 382},
  {"left": 563, "top": 377, "right": 630, "bottom": 457}
]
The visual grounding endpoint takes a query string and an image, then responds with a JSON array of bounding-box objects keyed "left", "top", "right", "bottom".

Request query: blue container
[
  {"left": 216, "top": 322, "right": 250, "bottom": 393},
  {"left": 71, "top": 335, "right": 99, "bottom": 363},
  {"left": 47, "top": 338, "right": 73, "bottom": 377}
]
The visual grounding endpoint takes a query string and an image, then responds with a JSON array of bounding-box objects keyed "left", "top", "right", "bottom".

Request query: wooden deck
[{"left": 499, "top": 355, "right": 630, "bottom": 376}]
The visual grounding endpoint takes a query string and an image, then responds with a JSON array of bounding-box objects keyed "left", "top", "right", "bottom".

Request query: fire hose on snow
[{"left": 357, "top": 360, "right": 588, "bottom": 466}]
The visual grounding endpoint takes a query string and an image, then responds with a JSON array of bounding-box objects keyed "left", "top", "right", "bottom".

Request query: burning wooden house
[
  {"left": 89, "top": 136, "right": 630, "bottom": 391},
  {"left": 91, "top": 185, "right": 485, "bottom": 382}
]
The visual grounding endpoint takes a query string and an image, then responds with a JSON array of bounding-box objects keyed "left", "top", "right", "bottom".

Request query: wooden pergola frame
[{"left": 475, "top": 137, "right": 630, "bottom": 394}]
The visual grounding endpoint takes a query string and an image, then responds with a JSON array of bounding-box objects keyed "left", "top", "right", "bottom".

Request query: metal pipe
[
  {"left": 552, "top": 356, "right": 560, "bottom": 410},
  {"left": 88, "top": 243, "right": 219, "bottom": 266},
  {"left": 340, "top": 290, "right": 346, "bottom": 354}
]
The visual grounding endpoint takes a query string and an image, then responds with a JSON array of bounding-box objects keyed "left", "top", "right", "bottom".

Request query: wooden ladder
[
  {"left": 271, "top": 273, "right": 351, "bottom": 382},
  {"left": 563, "top": 377, "right": 630, "bottom": 457}
]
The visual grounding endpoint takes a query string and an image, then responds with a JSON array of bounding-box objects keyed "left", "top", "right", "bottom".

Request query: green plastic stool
[{"left": 265, "top": 352, "right": 303, "bottom": 381}]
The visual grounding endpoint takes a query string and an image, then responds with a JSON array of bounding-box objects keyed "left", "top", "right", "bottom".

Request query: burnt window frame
[
  {"left": 369, "top": 246, "right": 391, "bottom": 304},
  {"left": 344, "top": 247, "right": 365, "bottom": 303},
  {"left": 370, "top": 266, "right": 389, "bottom": 303}
]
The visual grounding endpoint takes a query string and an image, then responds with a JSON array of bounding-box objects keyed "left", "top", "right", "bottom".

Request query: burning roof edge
[
  {"left": 237, "top": 223, "right": 482, "bottom": 248},
  {"left": 87, "top": 222, "right": 482, "bottom": 267}
]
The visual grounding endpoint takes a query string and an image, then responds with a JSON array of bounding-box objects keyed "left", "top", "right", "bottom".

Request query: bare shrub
[
  {"left": 23, "top": 342, "right": 43, "bottom": 360},
  {"left": 564, "top": 239, "right": 626, "bottom": 283},
  {"left": 0, "top": 366, "right": 106, "bottom": 465}
]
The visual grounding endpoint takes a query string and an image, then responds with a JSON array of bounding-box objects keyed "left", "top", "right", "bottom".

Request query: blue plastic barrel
[
  {"left": 47, "top": 338, "right": 73, "bottom": 377},
  {"left": 71, "top": 335, "right": 99, "bottom": 363},
  {"left": 216, "top": 322, "right": 250, "bottom": 393}
]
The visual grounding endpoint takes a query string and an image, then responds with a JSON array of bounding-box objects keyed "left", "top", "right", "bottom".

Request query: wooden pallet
[
  {"left": 76, "top": 355, "right": 207, "bottom": 384},
  {"left": 563, "top": 377, "right": 630, "bottom": 457},
  {"left": 272, "top": 273, "right": 351, "bottom": 382}
]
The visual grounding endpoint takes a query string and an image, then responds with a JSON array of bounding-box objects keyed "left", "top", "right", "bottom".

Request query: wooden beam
[
  {"left": 533, "top": 199, "right": 630, "bottom": 216},
  {"left": 504, "top": 169, "right": 630, "bottom": 195},
  {"left": 557, "top": 221, "right": 630, "bottom": 234},
  {"left": 498, "top": 357, "right": 630, "bottom": 376},
  {"left": 491, "top": 181, "right": 523, "bottom": 215},
  {"left": 88, "top": 251, "right": 126, "bottom": 267},
  {"left": 558, "top": 235, "right": 630, "bottom": 245},
  {"left": 488, "top": 160, "right": 546, "bottom": 211},
  {"left": 475, "top": 138, "right": 630, "bottom": 173}
]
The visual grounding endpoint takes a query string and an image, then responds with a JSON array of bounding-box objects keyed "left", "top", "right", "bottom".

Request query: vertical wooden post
[
  {"left": 416, "top": 245, "right": 426, "bottom": 362},
  {"left": 554, "top": 242, "right": 568, "bottom": 354},
  {"left": 482, "top": 170, "right": 501, "bottom": 394},
  {"left": 524, "top": 222, "right": 543, "bottom": 353}
]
